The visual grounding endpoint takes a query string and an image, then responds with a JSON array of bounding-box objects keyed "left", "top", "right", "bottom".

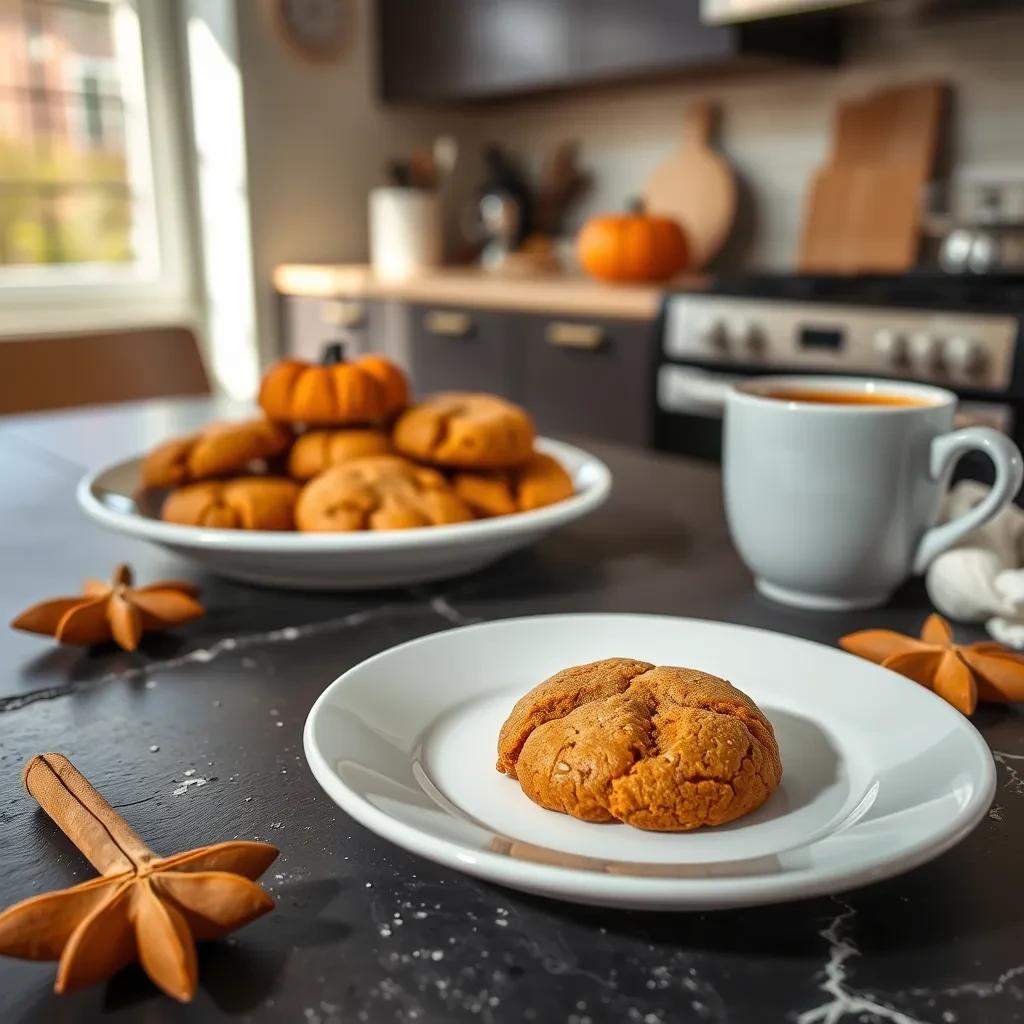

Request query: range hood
[{"left": 701, "top": 0, "right": 868, "bottom": 23}]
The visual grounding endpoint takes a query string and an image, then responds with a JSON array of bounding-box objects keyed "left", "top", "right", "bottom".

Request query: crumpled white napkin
[{"left": 925, "top": 481, "right": 1024, "bottom": 647}]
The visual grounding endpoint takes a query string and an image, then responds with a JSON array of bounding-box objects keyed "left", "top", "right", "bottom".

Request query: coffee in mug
[{"left": 724, "top": 376, "right": 1024, "bottom": 610}]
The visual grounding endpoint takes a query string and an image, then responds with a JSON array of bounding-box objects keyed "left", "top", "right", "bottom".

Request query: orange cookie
[
  {"left": 162, "top": 477, "right": 299, "bottom": 530},
  {"left": 142, "top": 419, "right": 292, "bottom": 488},
  {"left": 295, "top": 455, "right": 473, "bottom": 532},
  {"left": 393, "top": 393, "right": 535, "bottom": 469},
  {"left": 453, "top": 452, "right": 574, "bottom": 517},
  {"left": 497, "top": 659, "right": 782, "bottom": 832},
  {"left": 288, "top": 428, "right": 393, "bottom": 481}
]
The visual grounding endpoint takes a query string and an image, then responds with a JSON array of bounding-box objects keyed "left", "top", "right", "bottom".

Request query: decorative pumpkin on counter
[
  {"left": 258, "top": 344, "right": 409, "bottom": 425},
  {"left": 577, "top": 201, "right": 689, "bottom": 283}
]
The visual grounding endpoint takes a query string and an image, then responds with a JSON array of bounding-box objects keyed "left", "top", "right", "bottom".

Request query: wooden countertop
[{"left": 273, "top": 263, "right": 706, "bottom": 320}]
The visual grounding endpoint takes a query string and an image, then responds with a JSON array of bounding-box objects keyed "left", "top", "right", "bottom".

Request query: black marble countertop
[{"left": 1, "top": 397, "right": 1023, "bottom": 1024}]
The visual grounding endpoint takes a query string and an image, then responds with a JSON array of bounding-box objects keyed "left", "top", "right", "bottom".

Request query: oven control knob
[
  {"left": 909, "top": 331, "right": 942, "bottom": 370},
  {"left": 944, "top": 336, "right": 986, "bottom": 374},
  {"left": 873, "top": 329, "right": 907, "bottom": 365},
  {"left": 696, "top": 317, "right": 728, "bottom": 351},
  {"left": 731, "top": 320, "right": 763, "bottom": 355},
  {"left": 743, "top": 323, "right": 766, "bottom": 355}
]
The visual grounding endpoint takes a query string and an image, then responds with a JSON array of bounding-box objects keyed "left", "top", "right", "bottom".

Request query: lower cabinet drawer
[
  {"left": 386, "top": 304, "right": 520, "bottom": 400},
  {"left": 521, "top": 315, "right": 655, "bottom": 446},
  {"left": 280, "top": 296, "right": 381, "bottom": 360}
]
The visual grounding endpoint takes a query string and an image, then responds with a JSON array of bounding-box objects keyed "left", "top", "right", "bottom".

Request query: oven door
[{"left": 653, "top": 364, "right": 742, "bottom": 461}]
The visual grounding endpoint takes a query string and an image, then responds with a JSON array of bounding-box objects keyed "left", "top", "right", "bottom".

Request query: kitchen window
[{"left": 0, "top": 0, "right": 196, "bottom": 333}]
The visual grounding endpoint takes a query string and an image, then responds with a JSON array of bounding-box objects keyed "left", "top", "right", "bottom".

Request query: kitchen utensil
[
  {"left": 409, "top": 147, "right": 437, "bottom": 189},
  {"left": 433, "top": 134, "right": 458, "bottom": 182},
  {"left": 478, "top": 191, "right": 522, "bottom": 270},
  {"left": 724, "top": 376, "right": 1023, "bottom": 610},
  {"left": 386, "top": 159, "right": 412, "bottom": 189},
  {"left": 643, "top": 102, "right": 736, "bottom": 270},
  {"left": 535, "top": 140, "right": 590, "bottom": 236},
  {"left": 304, "top": 612, "right": 995, "bottom": 911},
  {"left": 77, "top": 439, "right": 611, "bottom": 590},
  {"left": 479, "top": 144, "right": 534, "bottom": 248}
]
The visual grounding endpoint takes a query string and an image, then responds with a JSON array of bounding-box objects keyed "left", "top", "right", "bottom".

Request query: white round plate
[
  {"left": 304, "top": 613, "right": 996, "bottom": 911},
  {"left": 76, "top": 438, "right": 610, "bottom": 589}
]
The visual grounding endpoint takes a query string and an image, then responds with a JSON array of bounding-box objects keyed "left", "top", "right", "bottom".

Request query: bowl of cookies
[{"left": 76, "top": 350, "right": 611, "bottom": 589}]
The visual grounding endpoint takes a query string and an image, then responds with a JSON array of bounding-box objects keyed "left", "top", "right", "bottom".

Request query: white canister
[{"left": 369, "top": 187, "right": 442, "bottom": 281}]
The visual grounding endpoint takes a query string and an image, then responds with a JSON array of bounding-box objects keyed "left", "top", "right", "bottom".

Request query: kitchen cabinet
[
  {"left": 570, "top": 0, "right": 730, "bottom": 80},
  {"left": 280, "top": 296, "right": 383, "bottom": 362},
  {"left": 377, "top": 0, "right": 572, "bottom": 102},
  {"left": 381, "top": 303, "right": 522, "bottom": 401},
  {"left": 278, "top": 291, "right": 657, "bottom": 447},
  {"left": 520, "top": 314, "right": 655, "bottom": 446},
  {"left": 377, "top": 0, "right": 840, "bottom": 103}
]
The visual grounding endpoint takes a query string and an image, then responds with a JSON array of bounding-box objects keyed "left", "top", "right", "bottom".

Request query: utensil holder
[{"left": 369, "top": 187, "right": 442, "bottom": 281}]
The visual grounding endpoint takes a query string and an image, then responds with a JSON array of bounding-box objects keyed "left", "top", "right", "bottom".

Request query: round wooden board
[{"left": 643, "top": 103, "right": 737, "bottom": 270}]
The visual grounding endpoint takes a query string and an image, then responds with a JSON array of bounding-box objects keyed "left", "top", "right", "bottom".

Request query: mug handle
[{"left": 913, "top": 427, "right": 1024, "bottom": 574}]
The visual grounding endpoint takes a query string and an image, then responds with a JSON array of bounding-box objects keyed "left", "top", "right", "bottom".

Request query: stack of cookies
[{"left": 140, "top": 352, "right": 575, "bottom": 532}]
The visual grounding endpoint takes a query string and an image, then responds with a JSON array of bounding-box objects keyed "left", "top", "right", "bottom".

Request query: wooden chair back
[{"left": 0, "top": 326, "right": 210, "bottom": 415}]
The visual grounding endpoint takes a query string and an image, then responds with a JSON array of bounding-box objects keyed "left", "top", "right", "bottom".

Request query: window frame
[{"left": 0, "top": 0, "right": 200, "bottom": 336}]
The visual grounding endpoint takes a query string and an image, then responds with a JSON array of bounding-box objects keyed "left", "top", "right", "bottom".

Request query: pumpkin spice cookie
[
  {"left": 162, "top": 477, "right": 300, "bottom": 531},
  {"left": 288, "top": 428, "right": 393, "bottom": 481},
  {"left": 296, "top": 455, "right": 473, "bottom": 532},
  {"left": 393, "top": 392, "right": 535, "bottom": 470},
  {"left": 497, "top": 658, "right": 782, "bottom": 831},
  {"left": 141, "top": 418, "right": 292, "bottom": 489},
  {"left": 453, "top": 452, "right": 574, "bottom": 517}
]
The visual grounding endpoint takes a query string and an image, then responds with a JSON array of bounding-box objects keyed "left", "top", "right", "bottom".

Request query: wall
[
  {"left": 468, "top": 4, "right": 1024, "bottom": 270},
  {"left": 234, "top": 0, "right": 479, "bottom": 361}
]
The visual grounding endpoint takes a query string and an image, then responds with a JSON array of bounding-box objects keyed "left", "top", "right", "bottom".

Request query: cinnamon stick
[
  {"left": 1, "top": 753, "right": 278, "bottom": 1002},
  {"left": 23, "top": 753, "right": 155, "bottom": 875}
]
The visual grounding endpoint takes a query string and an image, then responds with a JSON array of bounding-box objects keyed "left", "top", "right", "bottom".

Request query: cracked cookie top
[
  {"left": 452, "top": 452, "right": 575, "bottom": 517},
  {"left": 295, "top": 455, "right": 473, "bottom": 532},
  {"left": 496, "top": 658, "right": 782, "bottom": 832},
  {"left": 393, "top": 393, "right": 535, "bottom": 469},
  {"left": 142, "top": 418, "right": 293, "bottom": 489},
  {"left": 161, "top": 476, "right": 299, "bottom": 530}
]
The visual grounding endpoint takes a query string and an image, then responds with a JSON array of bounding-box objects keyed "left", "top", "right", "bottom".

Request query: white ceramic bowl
[{"left": 77, "top": 438, "right": 611, "bottom": 590}]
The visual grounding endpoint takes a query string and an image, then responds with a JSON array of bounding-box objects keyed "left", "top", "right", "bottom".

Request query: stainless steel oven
[{"left": 652, "top": 274, "right": 1024, "bottom": 467}]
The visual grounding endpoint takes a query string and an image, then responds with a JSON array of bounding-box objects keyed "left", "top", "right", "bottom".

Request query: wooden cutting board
[
  {"left": 799, "top": 81, "right": 946, "bottom": 274},
  {"left": 643, "top": 102, "right": 737, "bottom": 270},
  {"left": 801, "top": 162, "right": 924, "bottom": 274}
]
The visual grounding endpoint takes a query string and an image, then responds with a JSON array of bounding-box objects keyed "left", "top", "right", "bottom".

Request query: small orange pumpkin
[
  {"left": 577, "top": 201, "right": 689, "bottom": 283},
  {"left": 259, "top": 345, "right": 409, "bottom": 425}
]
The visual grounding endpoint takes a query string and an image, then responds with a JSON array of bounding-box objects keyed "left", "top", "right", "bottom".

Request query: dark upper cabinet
[
  {"left": 570, "top": 0, "right": 731, "bottom": 80},
  {"left": 378, "top": 0, "right": 573, "bottom": 102},
  {"left": 377, "top": 0, "right": 839, "bottom": 103}
]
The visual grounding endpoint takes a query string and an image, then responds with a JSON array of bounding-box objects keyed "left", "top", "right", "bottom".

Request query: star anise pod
[
  {"left": 11, "top": 563, "right": 204, "bottom": 651},
  {"left": 0, "top": 754, "right": 278, "bottom": 1002},
  {"left": 840, "top": 613, "right": 1024, "bottom": 716}
]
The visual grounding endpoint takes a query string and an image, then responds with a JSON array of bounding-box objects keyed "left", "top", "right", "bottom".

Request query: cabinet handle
[
  {"left": 424, "top": 310, "right": 473, "bottom": 338},
  {"left": 322, "top": 301, "right": 365, "bottom": 329},
  {"left": 545, "top": 322, "right": 605, "bottom": 350}
]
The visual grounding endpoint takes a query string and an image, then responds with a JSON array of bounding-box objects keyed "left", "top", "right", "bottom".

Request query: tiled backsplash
[{"left": 469, "top": 5, "right": 1024, "bottom": 270}]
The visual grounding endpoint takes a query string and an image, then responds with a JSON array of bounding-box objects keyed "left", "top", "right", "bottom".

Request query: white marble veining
[
  {"left": 993, "top": 750, "right": 1024, "bottom": 796},
  {"left": 797, "top": 900, "right": 930, "bottom": 1024}
]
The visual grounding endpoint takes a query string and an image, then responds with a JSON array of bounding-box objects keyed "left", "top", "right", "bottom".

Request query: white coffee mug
[{"left": 723, "top": 376, "right": 1024, "bottom": 610}]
